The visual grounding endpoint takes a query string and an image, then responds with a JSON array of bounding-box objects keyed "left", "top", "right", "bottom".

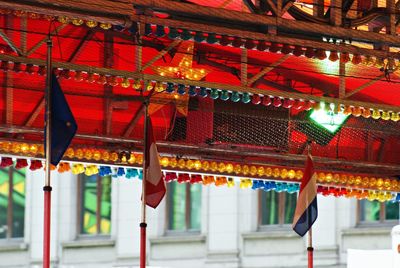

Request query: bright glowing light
[{"left": 309, "top": 108, "right": 349, "bottom": 133}]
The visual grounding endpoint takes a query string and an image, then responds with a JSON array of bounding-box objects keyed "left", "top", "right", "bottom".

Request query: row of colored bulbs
[
  {"left": 2, "top": 155, "right": 399, "bottom": 203},
  {"left": 0, "top": 9, "right": 112, "bottom": 30},
  {"left": 144, "top": 24, "right": 398, "bottom": 68},
  {"left": 3, "top": 7, "right": 398, "bottom": 71},
  {"left": 1, "top": 58, "right": 397, "bottom": 122},
  {"left": 0, "top": 140, "right": 398, "bottom": 193}
]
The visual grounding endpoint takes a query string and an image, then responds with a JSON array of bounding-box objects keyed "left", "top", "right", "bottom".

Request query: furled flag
[
  {"left": 292, "top": 155, "right": 318, "bottom": 237},
  {"left": 45, "top": 73, "right": 77, "bottom": 165},
  {"left": 145, "top": 117, "right": 166, "bottom": 208}
]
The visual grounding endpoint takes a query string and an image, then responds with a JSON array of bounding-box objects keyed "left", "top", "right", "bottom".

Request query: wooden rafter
[
  {"left": 247, "top": 54, "right": 290, "bottom": 86},
  {"left": 123, "top": 105, "right": 145, "bottom": 137},
  {"left": 0, "top": 30, "right": 22, "bottom": 56},
  {"left": 338, "top": 61, "right": 346, "bottom": 98},
  {"left": 344, "top": 74, "right": 386, "bottom": 99},
  {"left": 26, "top": 24, "right": 68, "bottom": 56},
  {"left": 23, "top": 97, "right": 45, "bottom": 127},
  {"left": 241, "top": 49, "right": 247, "bottom": 86},
  {"left": 67, "top": 30, "right": 95, "bottom": 62},
  {"left": 141, "top": 39, "right": 182, "bottom": 71}
]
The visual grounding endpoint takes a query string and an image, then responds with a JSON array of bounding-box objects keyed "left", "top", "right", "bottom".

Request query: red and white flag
[{"left": 144, "top": 117, "right": 166, "bottom": 208}]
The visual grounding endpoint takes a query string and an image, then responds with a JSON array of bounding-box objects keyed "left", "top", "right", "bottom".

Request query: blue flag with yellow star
[{"left": 45, "top": 74, "right": 77, "bottom": 165}]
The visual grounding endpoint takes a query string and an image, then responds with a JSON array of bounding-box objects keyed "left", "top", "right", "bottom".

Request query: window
[
  {"left": 167, "top": 182, "right": 201, "bottom": 232},
  {"left": 358, "top": 199, "right": 399, "bottom": 224},
  {"left": 78, "top": 174, "right": 112, "bottom": 235},
  {"left": 259, "top": 191, "right": 297, "bottom": 227},
  {"left": 0, "top": 167, "right": 26, "bottom": 239}
]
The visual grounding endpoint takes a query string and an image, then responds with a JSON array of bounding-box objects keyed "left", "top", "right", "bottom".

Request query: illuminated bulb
[
  {"left": 242, "top": 165, "right": 249, "bottom": 175},
  {"left": 128, "top": 153, "right": 136, "bottom": 164},
  {"left": 257, "top": 166, "right": 265, "bottom": 177},
  {"left": 234, "top": 164, "right": 242, "bottom": 174},
  {"left": 347, "top": 175, "right": 355, "bottom": 185},
  {"left": 383, "top": 178, "right": 391, "bottom": 190},
  {"left": 272, "top": 168, "right": 280, "bottom": 178},
  {"left": 226, "top": 163, "right": 234, "bottom": 173},
  {"left": 160, "top": 157, "right": 170, "bottom": 167},
  {"left": 352, "top": 107, "right": 362, "bottom": 117},
  {"left": 295, "top": 170, "right": 303, "bottom": 180},
  {"left": 362, "top": 108, "right": 371, "bottom": 118},
  {"left": 265, "top": 167, "right": 273, "bottom": 177},
  {"left": 58, "top": 16, "right": 70, "bottom": 24},
  {"left": 84, "top": 149, "right": 93, "bottom": 160},
  {"left": 72, "top": 18, "right": 84, "bottom": 26},
  {"left": 250, "top": 166, "right": 257, "bottom": 176},
  {"left": 361, "top": 177, "right": 369, "bottom": 188},
  {"left": 136, "top": 154, "right": 143, "bottom": 165},
  {"left": 318, "top": 172, "right": 326, "bottom": 182},
  {"left": 201, "top": 161, "right": 209, "bottom": 171},
  {"left": 186, "top": 159, "right": 194, "bottom": 169},
  {"left": 86, "top": 20, "right": 98, "bottom": 28},
  {"left": 194, "top": 160, "right": 202, "bottom": 170},
  {"left": 381, "top": 111, "right": 391, "bottom": 120},
  {"left": 12, "top": 143, "right": 21, "bottom": 153},
  {"left": 376, "top": 178, "right": 384, "bottom": 189},
  {"left": 155, "top": 82, "right": 165, "bottom": 92},
  {"left": 371, "top": 109, "right": 381, "bottom": 120},
  {"left": 169, "top": 157, "right": 178, "bottom": 168},
  {"left": 325, "top": 173, "right": 333, "bottom": 183},
  {"left": 354, "top": 176, "right": 362, "bottom": 185},
  {"left": 100, "top": 23, "right": 112, "bottom": 30},
  {"left": 280, "top": 169, "right": 288, "bottom": 179},
  {"left": 101, "top": 151, "right": 110, "bottom": 161},
  {"left": 132, "top": 80, "right": 142, "bottom": 90},
  {"left": 218, "top": 162, "right": 226, "bottom": 173},
  {"left": 93, "top": 150, "right": 101, "bottom": 161},
  {"left": 391, "top": 112, "right": 399, "bottom": 122},
  {"left": 110, "top": 152, "right": 118, "bottom": 161},
  {"left": 178, "top": 159, "right": 186, "bottom": 169},
  {"left": 20, "top": 143, "right": 29, "bottom": 154},
  {"left": 227, "top": 178, "right": 235, "bottom": 188},
  {"left": 369, "top": 177, "right": 376, "bottom": 188},
  {"left": 30, "top": 144, "right": 38, "bottom": 155}
]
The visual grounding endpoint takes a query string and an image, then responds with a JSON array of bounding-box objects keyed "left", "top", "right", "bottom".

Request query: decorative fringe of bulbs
[
  {"left": 0, "top": 141, "right": 399, "bottom": 193},
  {"left": 1, "top": 155, "right": 399, "bottom": 203},
  {"left": 0, "top": 59, "right": 397, "bottom": 122}
]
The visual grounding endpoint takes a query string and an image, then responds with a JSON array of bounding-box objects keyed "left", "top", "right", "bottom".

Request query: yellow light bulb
[
  {"left": 218, "top": 162, "right": 226, "bottom": 173},
  {"left": 194, "top": 160, "right": 202, "bottom": 170},
  {"left": 226, "top": 163, "right": 234, "bottom": 173},
  {"left": 160, "top": 157, "right": 169, "bottom": 167},
  {"left": 242, "top": 165, "right": 250, "bottom": 175},
  {"left": 169, "top": 158, "right": 177, "bottom": 168},
  {"left": 20, "top": 143, "right": 29, "bottom": 154},
  {"left": 234, "top": 164, "right": 242, "bottom": 174},
  {"left": 186, "top": 159, "right": 194, "bottom": 170},
  {"left": 178, "top": 159, "right": 186, "bottom": 169},
  {"left": 201, "top": 161, "right": 209, "bottom": 171},
  {"left": 295, "top": 170, "right": 303, "bottom": 180},
  {"left": 280, "top": 168, "right": 288, "bottom": 179},
  {"left": 266, "top": 167, "right": 273, "bottom": 177},
  {"left": 257, "top": 166, "right": 265, "bottom": 177},
  {"left": 250, "top": 166, "right": 257, "bottom": 176}
]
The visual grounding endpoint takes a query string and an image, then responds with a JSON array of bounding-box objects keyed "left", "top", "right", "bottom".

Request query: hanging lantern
[
  {"left": 305, "top": 47, "right": 315, "bottom": 58},
  {"left": 180, "top": 29, "right": 192, "bottom": 40},
  {"left": 390, "top": 112, "right": 399, "bottom": 122},
  {"left": 328, "top": 51, "right": 339, "bottom": 62},
  {"left": 177, "top": 84, "right": 186, "bottom": 95},
  {"left": 269, "top": 43, "right": 280, "bottom": 53},
  {"left": 244, "top": 39, "right": 256, "bottom": 50},
  {"left": 381, "top": 111, "right": 391, "bottom": 120},
  {"left": 210, "top": 88, "right": 219, "bottom": 99},
  {"left": 155, "top": 25, "right": 165, "bottom": 37},
  {"left": 220, "top": 90, "right": 230, "bottom": 101},
  {"left": 219, "top": 35, "right": 231, "bottom": 46},
  {"left": 262, "top": 96, "right": 272, "bottom": 106},
  {"left": 315, "top": 49, "right": 327, "bottom": 60},
  {"left": 281, "top": 44, "right": 292, "bottom": 55},
  {"left": 251, "top": 94, "right": 261, "bottom": 105},
  {"left": 292, "top": 46, "right": 304, "bottom": 57},
  {"left": 282, "top": 98, "right": 294, "bottom": 109},
  {"left": 340, "top": 52, "right": 350, "bottom": 63},
  {"left": 293, "top": 100, "right": 305, "bottom": 110},
  {"left": 371, "top": 109, "right": 381, "bottom": 120},
  {"left": 362, "top": 108, "right": 371, "bottom": 118},
  {"left": 272, "top": 97, "right": 282, "bottom": 107},
  {"left": 352, "top": 106, "right": 362, "bottom": 117},
  {"left": 168, "top": 27, "right": 179, "bottom": 39},
  {"left": 257, "top": 40, "right": 267, "bottom": 51},
  {"left": 194, "top": 31, "right": 205, "bottom": 43},
  {"left": 242, "top": 93, "right": 251, "bottom": 103},
  {"left": 206, "top": 33, "right": 218, "bottom": 44},
  {"left": 343, "top": 105, "right": 353, "bottom": 115},
  {"left": 86, "top": 20, "right": 98, "bottom": 28},
  {"left": 352, "top": 54, "right": 362, "bottom": 65},
  {"left": 230, "top": 91, "right": 241, "bottom": 102},
  {"left": 232, "top": 37, "right": 243, "bottom": 48},
  {"left": 100, "top": 23, "right": 112, "bottom": 30}
]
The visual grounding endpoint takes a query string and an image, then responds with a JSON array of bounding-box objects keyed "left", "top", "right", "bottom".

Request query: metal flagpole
[
  {"left": 43, "top": 38, "right": 53, "bottom": 268},
  {"left": 140, "top": 99, "right": 149, "bottom": 268},
  {"left": 308, "top": 228, "right": 314, "bottom": 268}
]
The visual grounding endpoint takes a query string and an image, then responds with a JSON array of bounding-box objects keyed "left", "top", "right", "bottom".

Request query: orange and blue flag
[{"left": 292, "top": 155, "right": 318, "bottom": 237}]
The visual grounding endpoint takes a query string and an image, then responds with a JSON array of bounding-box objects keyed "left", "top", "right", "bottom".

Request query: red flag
[{"left": 145, "top": 117, "right": 166, "bottom": 208}]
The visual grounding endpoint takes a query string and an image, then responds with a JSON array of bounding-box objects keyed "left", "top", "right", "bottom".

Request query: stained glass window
[
  {"left": 359, "top": 200, "right": 399, "bottom": 223},
  {"left": 0, "top": 167, "right": 26, "bottom": 239},
  {"left": 167, "top": 182, "right": 201, "bottom": 231},
  {"left": 260, "top": 191, "right": 297, "bottom": 226},
  {"left": 80, "top": 174, "right": 111, "bottom": 235}
]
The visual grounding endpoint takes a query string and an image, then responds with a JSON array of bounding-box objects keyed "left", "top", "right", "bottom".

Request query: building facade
[{"left": 0, "top": 167, "right": 398, "bottom": 268}]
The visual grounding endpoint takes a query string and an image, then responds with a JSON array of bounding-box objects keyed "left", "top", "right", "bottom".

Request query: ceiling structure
[{"left": 0, "top": 0, "right": 398, "bottom": 184}]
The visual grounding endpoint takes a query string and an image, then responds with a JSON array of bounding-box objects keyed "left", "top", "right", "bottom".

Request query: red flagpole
[
  {"left": 307, "top": 227, "right": 314, "bottom": 268},
  {"left": 43, "top": 38, "right": 53, "bottom": 268},
  {"left": 140, "top": 100, "right": 149, "bottom": 268}
]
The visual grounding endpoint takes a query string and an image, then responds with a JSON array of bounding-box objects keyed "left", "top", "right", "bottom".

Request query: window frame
[
  {"left": 165, "top": 182, "right": 201, "bottom": 234},
  {"left": 77, "top": 174, "right": 111, "bottom": 237},
  {"left": 357, "top": 200, "right": 400, "bottom": 226},
  {"left": 258, "top": 190, "right": 296, "bottom": 230},
  {"left": 0, "top": 167, "right": 25, "bottom": 241}
]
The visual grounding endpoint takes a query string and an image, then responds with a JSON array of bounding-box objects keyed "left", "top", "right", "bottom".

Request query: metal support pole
[
  {"left": 43, "top": 38, "right": 53, "bottom": 268},
  {"left": 307, "top": 228, "right": 314, "bottom": 268},
  {"left": 140, "top": 100, "right": 149, "bottom": 268}
]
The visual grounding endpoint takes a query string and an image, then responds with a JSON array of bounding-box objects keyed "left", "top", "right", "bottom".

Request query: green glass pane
[
  {"left": 261, "top": 191, "right": 279, "bottom": 225},
  {"left": 0, "top": 168, "right": 8, "bottom": 239},
  {"left": 360, "top": 200, "right": 380, "bottom": 222},
  {"left": 284, "top": 192, "right": 297, "bottom": 224},
  {"left": 168, "top": 182, "right": 186, "bottom": 231},
  {"left": 81, "top": 175, "right": 98, "bottom": 234},
  {"left": 189, "top": 184, "right": 201, "bottom": 230},
  {"left": 12, "top": 168, "right": 25, "bottom": 238},
  {"left": 385, "top": 202, "right": 399, "bottom": 221},
  {"left": 100, "top": 176, "right": 111, "bottom": 234}
]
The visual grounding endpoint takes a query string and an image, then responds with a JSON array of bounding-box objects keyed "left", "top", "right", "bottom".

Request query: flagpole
[
  {"left": 140, "top": 99, "right": 149, "bottom": 268},
  {"left": 308, "top": 228, "right": 314, "bottom": 268},
  {"left": 43, "top": 38, "right": 53, "bottom": 268}
]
